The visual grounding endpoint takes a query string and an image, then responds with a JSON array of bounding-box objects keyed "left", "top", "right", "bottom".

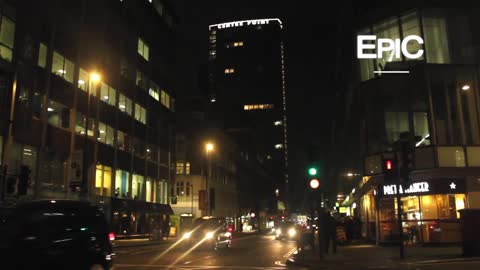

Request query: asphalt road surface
[{"left": 112, "top": 234, "right": 297, "bottom": 270}]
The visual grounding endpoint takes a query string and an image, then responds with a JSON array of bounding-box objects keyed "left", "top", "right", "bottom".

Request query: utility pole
[{"left": 394, "top": 152, "right": 405, "bottom": 259}]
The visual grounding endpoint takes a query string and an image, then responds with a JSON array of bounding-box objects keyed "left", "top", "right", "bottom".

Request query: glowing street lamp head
[
  {"left": 205, "top": 142, "right": 214, "bottom": 152},
  {"left": 90, "top": 72, "right": 101, "bottom": 83}
]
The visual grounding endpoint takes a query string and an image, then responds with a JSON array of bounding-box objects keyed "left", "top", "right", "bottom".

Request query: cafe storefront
[{"left": 357, "top": 177, "right": 468, "bottom": 244}]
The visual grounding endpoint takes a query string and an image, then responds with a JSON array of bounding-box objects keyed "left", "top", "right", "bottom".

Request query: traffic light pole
[{"left": 394, "top": 152, "right": 405, "bottom": 259}]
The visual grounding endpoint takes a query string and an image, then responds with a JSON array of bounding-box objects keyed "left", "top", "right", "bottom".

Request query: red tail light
[
  {"left": 227, "top": 226, "right": 233, "bottom": 232},
  {"left": 108, "top": 232, "right": 115, "bottom": 241}
]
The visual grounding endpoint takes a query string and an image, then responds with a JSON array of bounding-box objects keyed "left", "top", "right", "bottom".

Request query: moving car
[
  {"left": 275, "top": 221, "right": 299, "bottom": 241},
  {"left": 182, "top": 216, "right": 232, "bottom": 250},
  {"left": 0, "top": 200, "right": 115, "bottom": 270}
]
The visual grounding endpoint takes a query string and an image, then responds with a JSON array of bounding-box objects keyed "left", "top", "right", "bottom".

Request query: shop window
[
  {"left": 146, "top": 178, "right": 153, "bottom": 202},
  {"left": 37, "top": 43, "right": 47, "bottom": 68},
  {"left": 134, "top": 103, "right": 147, "bottom": 124},
  {"left": 437, "top": 147, "right": 466, "bottom": 167},
  {"left": 95, "top": 164, "right": 112, "bottom": 197},
  {"left": 119, "top": 94, "right": 132, "bottom": 116},
  {"left": 137, "top": 38, "right": 149, "bottom": 61},
  {"left": 47, "top": 99, "right": 70, "bottom": 129},
  {"left": 100, "top": 83, "right": 117, "bottom": 107},
  {"left": 115, "top": 169, "right": 130, "bottom": 199},
  {"left": 0, "top": 16, "right": 15, "bottom": 62},
  {"left": 157, "top": 180, "right": 168, "bottom": 204},
  {"left": 132, "top": 174, "right": 144, "bottom": 200},
  {"left": 51, "top": 51, "right": 75, "bottom": 83}
]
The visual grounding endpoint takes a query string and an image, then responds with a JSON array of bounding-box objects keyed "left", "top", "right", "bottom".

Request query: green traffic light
[{"left": 308, "top": 167, "right": 317, "bottom": 176}]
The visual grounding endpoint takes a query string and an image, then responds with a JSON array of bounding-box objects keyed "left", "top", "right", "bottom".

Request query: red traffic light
[
  {"left": 309, "top": 178, "right": 320, "bottom": 189},
  {"left": 385, "top": 160, "right": 393, "bottom": 170}
]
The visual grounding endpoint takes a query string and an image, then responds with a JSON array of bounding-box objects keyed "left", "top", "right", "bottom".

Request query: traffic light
[
  {"left": 400, "top": 139, "right": 414, "bottom": 185},
  {"left": 382, "top": 157, "right": 397, "bottom": 183},
  {"left": 308, "top": 167, "right": 318, "bottom": 176}
]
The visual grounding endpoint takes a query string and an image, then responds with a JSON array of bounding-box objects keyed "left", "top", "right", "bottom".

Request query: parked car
[
  {"left": 181, "top": 216, "right": 232, "bottom": 251},
  {"left": 0, "top": 200, "right": 115, "bottom": 270}
]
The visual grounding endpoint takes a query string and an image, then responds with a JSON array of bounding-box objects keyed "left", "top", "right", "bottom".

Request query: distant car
[
  {"left": 181, "top": 216, "right": 232, "bottom": 251},
  {"left": 275, "top": 221, "right": 298, "bottom": 240},
  {"left": 0, "top": 200, "right": 115, "bottom": 270}
]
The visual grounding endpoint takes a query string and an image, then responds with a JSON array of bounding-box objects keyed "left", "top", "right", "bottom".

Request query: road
[
  {"left": 112, "top": 235, "right": 480, "bottom": 270},
  {"left": 112, "top": 233, "right": 297, "bottom": 270}
]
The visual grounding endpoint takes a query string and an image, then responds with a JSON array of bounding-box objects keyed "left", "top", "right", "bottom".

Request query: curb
[{"left": 404, "top": 256, "right": 480, "bottom": 265}]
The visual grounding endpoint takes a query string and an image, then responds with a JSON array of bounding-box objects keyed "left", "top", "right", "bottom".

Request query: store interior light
[{"left": 462, "top": 84, "right": 470, "bottom": 91}]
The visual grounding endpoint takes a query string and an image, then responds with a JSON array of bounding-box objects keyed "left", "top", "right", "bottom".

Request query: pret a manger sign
[
  {"left": 383, "top": 182, "right": 429, "bottom": 196},
  {"left": 357, "top": 35, "right": 424, "bottom": 61}
]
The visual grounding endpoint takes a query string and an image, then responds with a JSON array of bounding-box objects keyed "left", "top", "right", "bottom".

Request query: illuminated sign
[
  {"left": 357, "top": 35, "right": 424, "bottom": 60},
  {"left": 383, "top": 182, "right": 429, "bottom": 196},
  {"left": 380, "top": 178, "right": 465, "bottom": 197},
  {"left": 209, "top": 18, "right": 283, "bottom": 30},
  {"left": 339, "top": 207, "right": 347, "bottom": 214}
]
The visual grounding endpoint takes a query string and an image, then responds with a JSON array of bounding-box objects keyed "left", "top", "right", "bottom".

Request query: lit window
[
  {"left": 274, "top": 121, "right": 282, "bottom": 126},
  {"left": 97, "top": 122, "right": 115, "bottom": 146},
  {"left": 78, "top": 68, "right": 88, "bottom": 91},
  {"left": 275, "top": 144, "right": 283, "bottom": 149},
  {"left": 160, "top": 90, "right": 171, "bottom": 109},
  {"left": 51, "top": 51, "right": 75, "bottom": 83},
  {"left": 37, "top": 43, "right": 47, "bottom": 68},
  {"left": 176, "top": 162, "right": 184, "bottom": 174},
  {"left": 134, "top": 103, "right": 147, "bottom": 124},
  {"left": 47, "top": 99, "right": 69, "bottom": 129},
  {"left": 0, "top": 16, "right": 15, "bottom": 62},
  {"left": 117, "top": 130, "right": 130, "bottom": 151},
  {"left": 149, "top": 81, "right": 160, "bottom": 101},
  {"left": 137, "top": 38, "right": 149, "bottom": 61},
  {"left": 224, "top": 68, "right": 235, "bottom": 74},
  {"left": 100, "top": 83, "right": 117, "bottom": 107},
  {"left": 186, "top": 162, "right": 191, "bottom": 175},
  {"left": 95, "top": 165, "right": 112, "bottom": 197},
  {"left": 75, "top": 112, "right": 86, "bottom": 135},
  {"left": 136, "top": 70, "right": 148, "bottom": 90},
  {"left": 119, "top": 94, "right": 133, "bottom": 116}
]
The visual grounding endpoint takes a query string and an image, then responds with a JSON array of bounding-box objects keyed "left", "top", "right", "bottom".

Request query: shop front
[{"left": 375, "top": 178, "right": 467, "bottom": 244}]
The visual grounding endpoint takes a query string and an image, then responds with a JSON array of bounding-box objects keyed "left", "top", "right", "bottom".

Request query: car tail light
[
  {"left": 227, "top": 226, "right": 233, "bottom": 232},
  {"left": 109, "top": 232, "right": 115, "bottom": 241}
]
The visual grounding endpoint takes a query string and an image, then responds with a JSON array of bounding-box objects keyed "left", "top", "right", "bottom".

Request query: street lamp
[
  {"left": 205, "top": 142, "right": 214, "bottom": 216},
  {"left": 81, "top": 72, "right": 101, "bottom": 200}
]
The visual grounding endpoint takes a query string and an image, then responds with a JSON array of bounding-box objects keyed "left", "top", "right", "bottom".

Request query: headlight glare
[
  {"left": 206, "top": 231, "right": 214, "bottom": 239},
  {"left": 183, "top": 232, "right": 192, "bottom": 239},
  {"left": 288, "top": 228, "right": 296, "bottom": 237}
]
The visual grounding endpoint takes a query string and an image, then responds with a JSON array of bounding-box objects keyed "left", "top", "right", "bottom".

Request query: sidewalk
[{"left": 287, "top": 242, "right": 480, "bottom": 269}]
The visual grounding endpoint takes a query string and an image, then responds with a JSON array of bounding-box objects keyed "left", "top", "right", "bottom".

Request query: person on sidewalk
[{"left": 323, "top": 212, "right": 337, "bottom": 254}]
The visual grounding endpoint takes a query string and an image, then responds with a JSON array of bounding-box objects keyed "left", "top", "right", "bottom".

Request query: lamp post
[
  {"left": 205, "top": 142, "right": 214, "bottom": 216},
  {"left": 80, "top": 72, "right": 100, "bottom": 201},
  {"left": 189, "top": 182, "right": 194, "bottom": 217}
]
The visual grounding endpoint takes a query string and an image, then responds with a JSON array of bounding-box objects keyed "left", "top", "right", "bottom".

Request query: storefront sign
[{"left": 380, "top": 178, "right": 465, "bottom": 197}]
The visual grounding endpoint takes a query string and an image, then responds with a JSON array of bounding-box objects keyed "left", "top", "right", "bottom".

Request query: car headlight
[
  {"left": 224, "top": 232, "right": 232, "bottom": 238},
  {"left": 276, "top": 229, "right": 281, "bottom": 235},
  {"left": 183, "top": 232, "right": 192, "bottom": 239},
  {"left": 206, "top": 231, "right": 214, "bottom": 239},
  {"left": 288, "top": 228, "right": 296, "bottom": 237}
]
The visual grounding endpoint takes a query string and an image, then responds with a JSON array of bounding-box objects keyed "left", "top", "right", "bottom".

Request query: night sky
[{"left": 171, "top": 0, "right": 338, "bottom": 209}]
